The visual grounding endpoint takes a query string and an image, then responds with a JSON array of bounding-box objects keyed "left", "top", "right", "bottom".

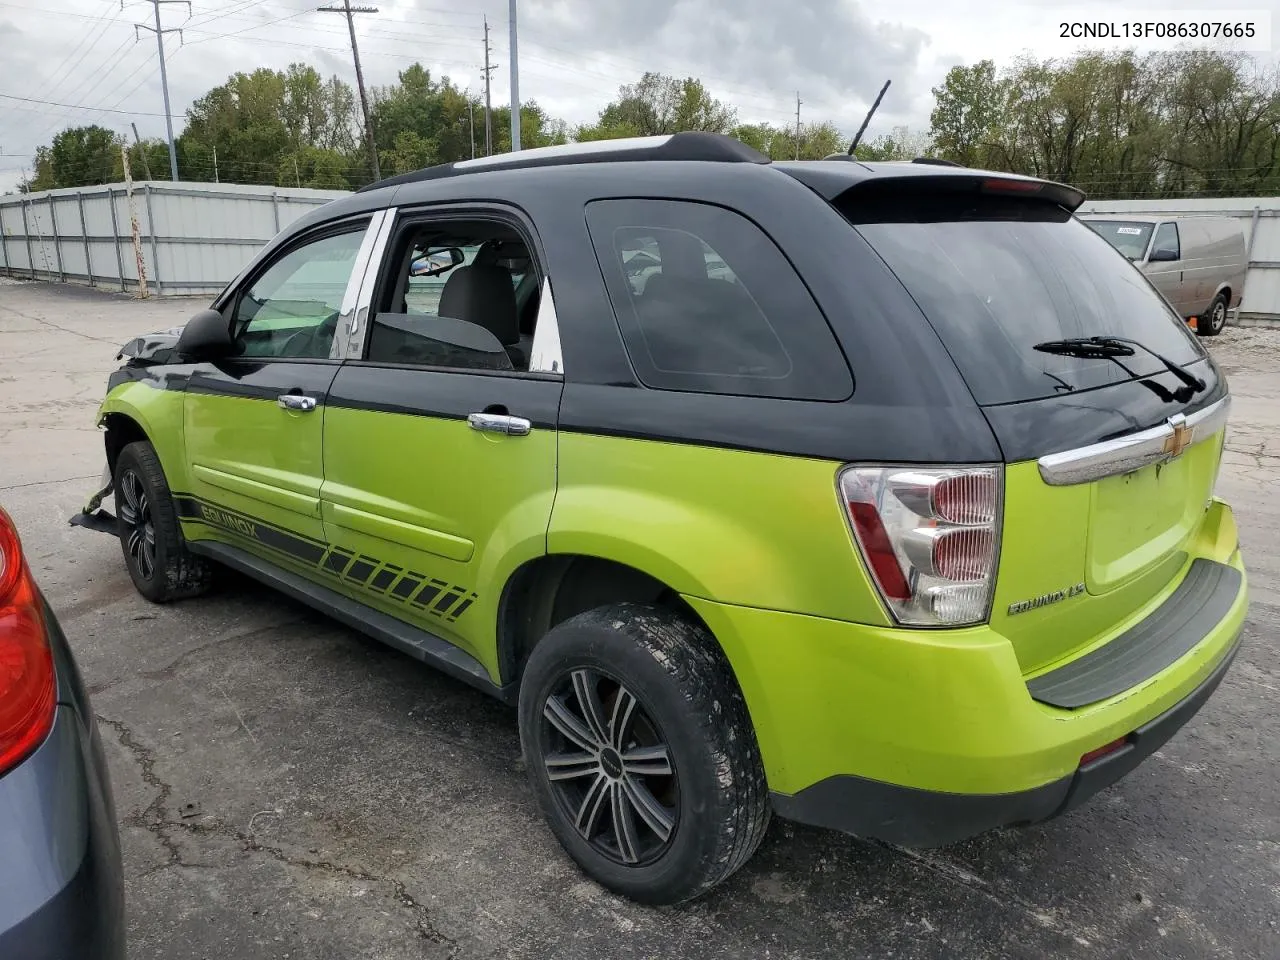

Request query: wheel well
[
  {"left": 1216, "top": 286, "right": 1231, "bottom": 306},
  {"left": 498, "top": 555, "right": 708, "bottom": 685},
  {"left": 103, "top": 413, "right": 148, "bottom": 474}
]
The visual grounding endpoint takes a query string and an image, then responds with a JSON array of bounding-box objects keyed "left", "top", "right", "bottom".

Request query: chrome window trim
[
  {"left": 342, "top": 206, "right": 396, "bottom": 360},
  {"left": 331, "top": 208, "right": 387, "bottom": 361},
  {"left": 528, "top": 276, "right": 564, "bottom": 375},
  {"left": 1037, "top": 396, "right": 1231, "bottom": 486}
]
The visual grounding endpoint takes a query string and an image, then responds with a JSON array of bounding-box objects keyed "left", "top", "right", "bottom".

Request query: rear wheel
[
  {"left": 114, "top": 441, "right": 213, "bottom": 603},
  {"left": 1198, "top": 292, "right": 1229, "bottom": 337},
  {"left": 518, "top": 603, "right": 770, "bottom": 905}
]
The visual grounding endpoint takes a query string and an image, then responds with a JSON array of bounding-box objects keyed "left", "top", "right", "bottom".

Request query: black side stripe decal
[{"left": 173, "top": 494, "right": 478, "bottom": 625}]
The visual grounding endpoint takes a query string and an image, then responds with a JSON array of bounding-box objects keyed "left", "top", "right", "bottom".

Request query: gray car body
[{"left": 0, "top": 594, "right": 126, "bottom": 960}]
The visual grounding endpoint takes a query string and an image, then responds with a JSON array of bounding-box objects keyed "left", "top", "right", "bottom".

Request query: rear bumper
[
  {"left": 770, "top": 627, "right": 1241, "bottom": 847},
  {"left": 683, "top": 504, "right": 1248, "bottom": 846}
]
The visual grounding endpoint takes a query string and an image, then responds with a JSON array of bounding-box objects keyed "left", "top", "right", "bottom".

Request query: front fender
[{"left": 96, "top": 376, "right": 189, "bottom": 491}]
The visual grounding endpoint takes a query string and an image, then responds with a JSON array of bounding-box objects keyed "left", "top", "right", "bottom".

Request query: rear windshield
[
  {"left": 1081, "top": 219, "right": 1154, "bottom": 260},
  {"left": 844, "top": 195, "right": 1205, "bottom": 406}
]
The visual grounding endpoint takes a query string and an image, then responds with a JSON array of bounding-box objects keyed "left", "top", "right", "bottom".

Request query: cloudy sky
[{"left": 1, "top": 0, "right": 1277, "bottom": 192}]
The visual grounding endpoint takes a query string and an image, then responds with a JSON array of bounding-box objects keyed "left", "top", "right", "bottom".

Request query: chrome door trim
[
  {"left": 467, "top": 413, "right": 532, "bottom": 436},
  {"left": 342, "top": 206, "right": 397, "bottom": 360},
  {"left": 1037, "top": 396, "right": 1231, "bottom": 486}
]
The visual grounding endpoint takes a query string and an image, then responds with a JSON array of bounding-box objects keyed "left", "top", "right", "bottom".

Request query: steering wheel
[{"left": 281, "top": 312, "right": 340, "bottom": 359}]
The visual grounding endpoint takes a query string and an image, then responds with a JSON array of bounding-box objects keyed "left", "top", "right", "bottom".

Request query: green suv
[{"left": 73, "top": 134, "right": 1248, "bottom": 905}]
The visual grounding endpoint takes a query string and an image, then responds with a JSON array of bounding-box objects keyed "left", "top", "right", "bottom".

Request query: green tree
[
  {"left": 23, "top": 125, "right": 121, "bottom": 190},
  {"left": 585, "top": 72, "right": 737, "bottom": 138},
  {"left": 929, "top": 60, "right": 1007, "bottom": 168},
  {"left": 179, "top": 64, "right": 359, "bottom": 185}
]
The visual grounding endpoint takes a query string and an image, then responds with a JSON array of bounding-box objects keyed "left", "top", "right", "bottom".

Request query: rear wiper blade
[
  {"left": 1034, "top": 336, "right": 1207, "bottom": 395},
  {"left": 1034, "top": 337, "right": 1135, "bottom": 359}
]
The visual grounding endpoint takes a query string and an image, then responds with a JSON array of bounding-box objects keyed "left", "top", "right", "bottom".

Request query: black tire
[
  {"left": 113, "top": 440, "right": 214, "bottom": 603},
  {"left": 518, "top": 602, "right": 770, "bottom": 905},
  {"left": 1198, "top": 292, "right": 1229, "bottom": 338}
]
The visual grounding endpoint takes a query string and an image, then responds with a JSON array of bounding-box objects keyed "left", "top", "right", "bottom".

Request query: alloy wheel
[
  {"left": 118, "top": 468, "right": 156, "bottom": 581},
  {"left": 540, "top": 668, "right": 679, "bottom": 866}
]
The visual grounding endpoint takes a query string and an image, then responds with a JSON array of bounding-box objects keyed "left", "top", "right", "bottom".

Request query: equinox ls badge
[{"left": 1008, "top": 583, "right": 1086, "bottom": 616}]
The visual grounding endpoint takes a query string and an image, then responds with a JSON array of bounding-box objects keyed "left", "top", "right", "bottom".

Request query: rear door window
[
  {"left": 585, "top": 199, "right": 853, "bottom": 401},
  {"left": 844, "top": 195, "right": 1205, "bottom": 406}
]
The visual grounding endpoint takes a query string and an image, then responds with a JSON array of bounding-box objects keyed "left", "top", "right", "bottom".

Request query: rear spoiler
[{"left": 781, "top": 163, "right": 1087, "bottom": 213}]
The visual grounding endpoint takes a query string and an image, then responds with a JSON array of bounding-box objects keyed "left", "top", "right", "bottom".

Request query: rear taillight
[
  {"left": 838, "top": 466, "right": 1003, "bottom": 627},
  {"left": 0, "top": 507, "right": 56, "bottom": 776}
]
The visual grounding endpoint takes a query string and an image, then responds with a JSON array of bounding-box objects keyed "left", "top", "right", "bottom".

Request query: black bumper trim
[
  {"left": 69, "top": 509, "right": 119, "bottom": 536},
  {"left": 770, "top": 629, "right": 1242, "bottom": 848},
  {"left": 1026, "top": 558, "right": 1242, "bottom": 709}
]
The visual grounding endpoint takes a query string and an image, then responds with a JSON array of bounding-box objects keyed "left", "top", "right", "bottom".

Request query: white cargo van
[{"left": 1081, "top": 215, "right": 1247, "bottom": 337}]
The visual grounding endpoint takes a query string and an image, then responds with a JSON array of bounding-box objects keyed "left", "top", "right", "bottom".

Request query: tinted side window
[
  {"left": 585, "top": 200, "right": 853, "bottom": 401},
  {"left": 1152, "top": 222, "right": 1180, "bottom": 259},
  {"left": 366, "top": 221, "right": 539, "bottom": 373},
  {"left": 233, "top": 226, "right": 367, "bottom": 359}
]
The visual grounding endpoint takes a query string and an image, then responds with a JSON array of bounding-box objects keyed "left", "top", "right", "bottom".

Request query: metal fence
[
  {"left": 0, "top": 181, "right": 349, "bottom": 296},
  {"left": 1078, "top": 196, "right": 1280, "bottom": 323}
]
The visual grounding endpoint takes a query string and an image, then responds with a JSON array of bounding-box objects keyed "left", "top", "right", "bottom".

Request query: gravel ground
[{"left": 1, "top": 280, "right": 1278, "bottom": 960}]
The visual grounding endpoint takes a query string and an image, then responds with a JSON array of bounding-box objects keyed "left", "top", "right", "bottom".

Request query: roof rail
[
  {"left": 911, "top": 157, "right": 962, "bottom": 167},
  {"left": 357, "top": 132, "right": 771, "bottom": 193}
]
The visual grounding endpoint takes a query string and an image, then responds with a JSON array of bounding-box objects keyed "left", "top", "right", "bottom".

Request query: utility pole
[
  {"left": 467, "top": 96, "right": 476, "bottom": 159},
  {"left": 509, "top": 0, "right": 521, "bottom": 151},
  {"left": 318, "top": 1, "right": 381, "bottom": 182},
  {"left": 130, "top": 122, "right": 154, "bottom": 181},
  {"left": 132, "top": 0, "right": 188, "bottom": 182},
  {"left": 794, "top": 92, "right": 802, "bottom": 160},
  {"left": 482, "top": 17, "right": 496, "bottom": 156},
  {"left": 212, "top": 144, "right": 218, "bottom": 183},
  {"left": 120, "top": 144, "right": 149, "bottom": 298}
]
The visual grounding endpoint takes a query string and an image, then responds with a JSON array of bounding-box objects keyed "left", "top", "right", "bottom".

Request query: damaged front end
[{"left": 68, "top": 325, "right": 186, "bottom": 536}]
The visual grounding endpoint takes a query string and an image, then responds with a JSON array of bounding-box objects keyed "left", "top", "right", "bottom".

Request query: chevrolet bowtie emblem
[{"left": 1163, "top": 418, "right": 1193, "bottom": 458}]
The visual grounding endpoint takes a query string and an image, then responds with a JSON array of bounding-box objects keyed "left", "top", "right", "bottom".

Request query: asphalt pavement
[{"left": 1, "top": 278, "right": 1277, "bottom": 960}]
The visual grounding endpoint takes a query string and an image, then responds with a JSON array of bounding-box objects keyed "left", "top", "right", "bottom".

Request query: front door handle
[
  {"left": 468, "top": 412, "right": 531, "bottom": 436},
  {"left": 278, "top": 394, "right": 318, "bottom": 412}
]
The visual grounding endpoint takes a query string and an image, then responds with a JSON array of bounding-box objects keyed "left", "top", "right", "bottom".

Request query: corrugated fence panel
[{"left": 1, "top": 181, "right": 343, "bottom": 294}]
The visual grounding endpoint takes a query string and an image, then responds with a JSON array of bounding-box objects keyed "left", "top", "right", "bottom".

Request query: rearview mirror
[
  {"left": 1148, "top": 247, "right": 1178, "bottom": 262},
  {"left": 411, "top": 247, "right": 465, "bottom": 277},
  {"left": 175, "top": 308, "right": 234, "bottom": 360}
]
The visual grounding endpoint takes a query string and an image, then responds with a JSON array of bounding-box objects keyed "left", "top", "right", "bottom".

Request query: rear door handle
[
  {"left": 468, "top": 412, "right": 531, "bottom": 436},
  {"left": 278, "top": 394, "right": 318, "bottom": 412}
]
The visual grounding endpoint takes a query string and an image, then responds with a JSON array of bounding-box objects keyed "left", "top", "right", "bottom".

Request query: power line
[
  {"left": 0, "top": 92, "right": 167, "bottom": 117},
  {"left": 317, "top": 1, "right": 380, "bottom": 181}
]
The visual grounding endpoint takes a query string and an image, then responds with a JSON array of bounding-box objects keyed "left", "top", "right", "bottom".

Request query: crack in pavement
[
  {"left": 95, "top": 713, "right": 459, "bottom": 954},
  {"left": 872, "top": 840, "right": 1101, "bottom": 949},
  {"left": 0, "top": 472, "right": 100, "bottom": 492},
  {"left": 87, "top": 618, "right": 312, "bottom": 696},
  {"left": 0, "top": 300, "right": 126, "bottom": 345},
  {"left": 95, "top": 715, "right": 183, "bottom": 870}
]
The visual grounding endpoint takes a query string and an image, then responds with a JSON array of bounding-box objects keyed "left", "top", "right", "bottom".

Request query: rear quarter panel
[{"left": 549, "top": 434, "right": 892, "bottom": 624}]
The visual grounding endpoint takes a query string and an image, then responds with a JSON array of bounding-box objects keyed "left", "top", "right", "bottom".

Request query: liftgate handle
[
  {"left": 468, "top": 412, "right": 532, "bottom": 436},
  {"left": 278, "top": 394, "right": 318, "bottom": 412}
]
